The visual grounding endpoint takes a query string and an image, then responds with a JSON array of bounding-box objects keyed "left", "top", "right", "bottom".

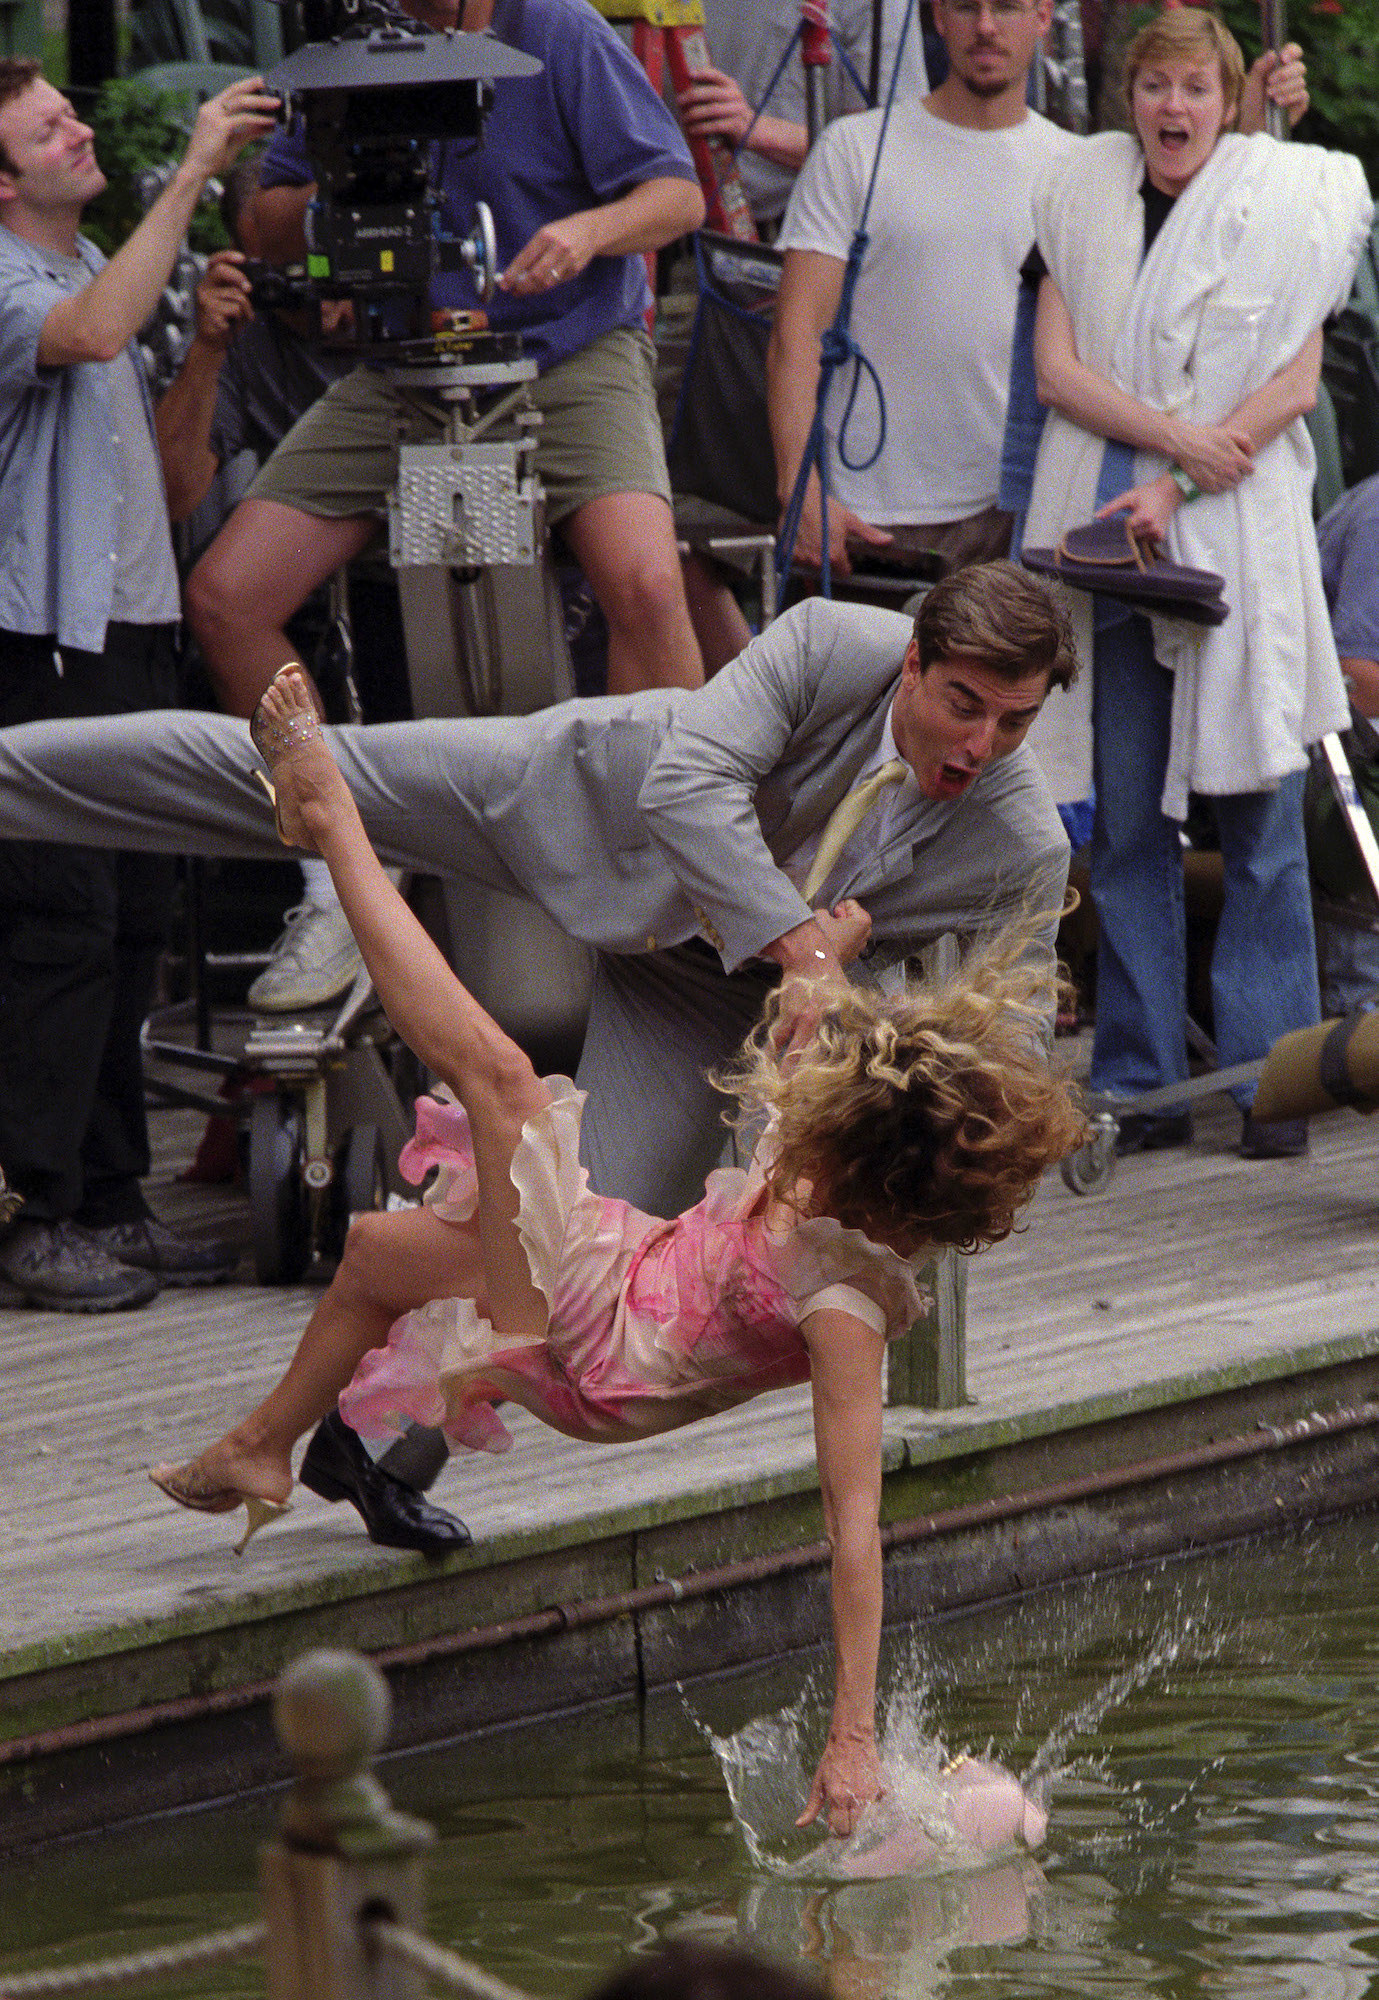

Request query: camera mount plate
[{"left": 391, "top": 439, "right": 540, "bottom": 568}]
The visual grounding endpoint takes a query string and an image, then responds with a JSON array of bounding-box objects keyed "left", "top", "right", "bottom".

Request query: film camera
[
  {"left": 254, "top": 0, "right": 539, "bottom": 351},
  {"left": 253, "top": 0, "right": 565, "bottom": 724}
]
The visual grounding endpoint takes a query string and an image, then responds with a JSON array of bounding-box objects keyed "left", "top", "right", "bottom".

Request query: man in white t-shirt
[{"left": 769, "top": 0, "right": 1069, "bottom": 581}]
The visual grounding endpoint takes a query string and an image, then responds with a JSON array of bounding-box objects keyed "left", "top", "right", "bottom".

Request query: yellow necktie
[{"left": 802, "top": 758, "right": 908, "bottom": 903}]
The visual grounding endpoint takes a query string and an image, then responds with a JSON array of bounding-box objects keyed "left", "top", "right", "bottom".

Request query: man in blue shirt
[
  {"left": 0, "top": 61, "right": 275, "bottom": 1309},
  {"left": 185, "top": 0, "right": 707, "bottom": 730}
]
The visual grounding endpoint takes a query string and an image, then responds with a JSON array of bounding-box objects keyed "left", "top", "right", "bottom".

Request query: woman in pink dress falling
[{"left": 152, "top": 666, "right": 1084, "bottom": 1840}]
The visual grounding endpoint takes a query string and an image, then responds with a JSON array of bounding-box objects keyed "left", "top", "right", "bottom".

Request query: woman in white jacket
[{"left": 1022, "top": 7, "right": 1371, "bottom": 1156}]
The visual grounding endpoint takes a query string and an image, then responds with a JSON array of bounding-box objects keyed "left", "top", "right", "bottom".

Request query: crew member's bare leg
[
  {"left": 680, "top": 550, "right": 752, "bottom": 675},
  {"left": 185, "top": 498, "right": 380, "bottom": 716},
  {"left": 561, "top": 490, "right": 704, "bottom": 693}
]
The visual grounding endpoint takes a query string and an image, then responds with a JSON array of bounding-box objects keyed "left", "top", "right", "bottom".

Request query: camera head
[{"left": 261, "top": 0, "right": 539, "bottom": 353}]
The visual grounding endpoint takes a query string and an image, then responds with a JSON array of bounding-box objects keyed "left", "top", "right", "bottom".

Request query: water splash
[
  {"left": 1023, "top": 1605, "right": 1229, "bottom": 1795},
  {"left": 704, "top": 1691, "right": 817, "bottom": 1874},
  {"left": 696, "top": 1585, "right": 1234, "bottom": 1880},
  {"left": 703, "top": 1690, "right": 1030, "bottom": 1884}
]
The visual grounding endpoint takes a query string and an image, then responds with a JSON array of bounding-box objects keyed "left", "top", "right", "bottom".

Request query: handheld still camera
[{"left": 258, "top": 0, "right": 537, "bottom": 351}]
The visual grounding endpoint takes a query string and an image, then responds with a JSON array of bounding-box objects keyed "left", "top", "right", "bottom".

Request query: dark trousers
[{"left": 0, "top": 625, "right": 178, "bottom": 1224}]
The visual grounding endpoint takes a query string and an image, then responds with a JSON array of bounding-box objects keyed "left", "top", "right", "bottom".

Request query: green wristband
[{"left": 1169, "top": 465, "right": 1201, "bottom": 502}]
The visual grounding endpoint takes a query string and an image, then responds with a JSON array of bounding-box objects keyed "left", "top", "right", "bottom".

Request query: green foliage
[
  {"left": 1216, "top": 0, "right": 1379, "bottom": 190},
  {"left": 80, "top": 78, "right": 228, "bottom": 254}
]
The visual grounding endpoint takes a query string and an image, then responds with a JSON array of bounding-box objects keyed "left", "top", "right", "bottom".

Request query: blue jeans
[{"left": 1089, "top": 613, "right": 1320, "bottom": 1111}]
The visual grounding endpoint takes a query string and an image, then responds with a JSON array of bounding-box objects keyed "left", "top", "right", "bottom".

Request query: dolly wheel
[
  {"left": 1060, "top": 1114, "right": 1118, "bottom": 1196},
  {"left": 249, "top": 1094, "right": 311, "bottom": 1284}
]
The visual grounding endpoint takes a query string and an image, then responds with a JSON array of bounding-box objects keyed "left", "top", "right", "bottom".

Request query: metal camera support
[
  {"left": 386, "top": 336, "right": 574, "bottom": 720},
  {"left": 382, "top": 330, "right": 593, "bottom": 1064}
]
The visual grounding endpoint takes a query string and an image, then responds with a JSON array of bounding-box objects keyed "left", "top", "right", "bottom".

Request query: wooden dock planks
[{"left": 3, "top": 1066, "right": 1378, "bottom": 1712}]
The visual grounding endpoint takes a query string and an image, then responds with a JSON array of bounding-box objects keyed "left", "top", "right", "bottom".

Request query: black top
[{"left": 1019, "top": 175, "right": 1178, "bottom": 291}]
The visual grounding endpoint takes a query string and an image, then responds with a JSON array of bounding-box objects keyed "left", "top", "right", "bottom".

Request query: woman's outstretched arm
[{"left": 798, "top": 1306, "right": 888, "bottom": 1840}]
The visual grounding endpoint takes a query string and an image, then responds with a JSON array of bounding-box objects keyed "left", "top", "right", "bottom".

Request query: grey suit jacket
[
  {"left": 483, "top": 596, "right": 1070, "bottom": 971},
  {"left": 0, "top": 598, "right": 1070, "bottom": 974}
]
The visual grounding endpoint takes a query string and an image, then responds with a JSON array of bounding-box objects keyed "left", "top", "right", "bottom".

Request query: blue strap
[
  {"left": 733, "top": 22, "right": 808, "bottom": 163},
  {"left": 775, "top": 0, "right": 918, "bottom": 603},
  {"left": 736, "top": 11, "right": 883, "bottom": 166},
  {"left": 829, "top": 29, "right": 872, "bottom": 107}
]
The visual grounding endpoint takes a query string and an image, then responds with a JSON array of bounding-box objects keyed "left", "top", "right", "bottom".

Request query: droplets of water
[{"left": 695, "top": 1572, "right": 1239, "bottom": 1883}]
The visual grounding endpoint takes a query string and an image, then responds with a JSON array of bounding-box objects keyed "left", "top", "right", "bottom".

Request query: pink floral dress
[{"left": 340, "top": 1082, "right": 932, "bottom": 1454}]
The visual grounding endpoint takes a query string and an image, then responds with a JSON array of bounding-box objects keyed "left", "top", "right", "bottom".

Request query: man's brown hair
[
  {"left": 0, "top": 58, "right": 42, "bottom": 176},
  {"left": 913, "top": 559, "right": 1078, "bottom": 692}
]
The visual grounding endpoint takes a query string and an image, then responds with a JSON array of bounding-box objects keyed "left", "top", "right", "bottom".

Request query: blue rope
[
  {"left": 734, "top": 9, "right": 884, "bottom": 166},
  {"left": 733, "top": 23, "right": 811, "bottom": 163},
  {"left": 775, "top": 0, "right": 918, "bottom": 603},
  {"left": 829, "top": 30, "right": 871, "bottom": 107}
]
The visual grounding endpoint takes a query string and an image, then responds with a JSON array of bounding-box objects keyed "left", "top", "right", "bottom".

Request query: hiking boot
[
  {"left": 85, "top": 1215, "right": 240, "bottom": 1287},
  {"left": 247, "top": 902, "right": 364, "bottom": 1012},
  {"left": 0, "top": 1218, "right": 160, "bottom": 1311},
  {"left": 1239, "top": 1113, "right": 1309, "bottom": 1159}
]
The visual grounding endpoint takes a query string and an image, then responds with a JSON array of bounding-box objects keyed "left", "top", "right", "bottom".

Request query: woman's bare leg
[
  {"left": 155, "top": 1205, "right": 486, "bottom": 1506},
  {"left": 256, "top": 670, "right": 554, "bottom": 1345}
]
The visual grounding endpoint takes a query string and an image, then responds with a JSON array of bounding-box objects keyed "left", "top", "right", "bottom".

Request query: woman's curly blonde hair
[{"left": 720, "top": 942, "right": 1088, "bottom": 1258}]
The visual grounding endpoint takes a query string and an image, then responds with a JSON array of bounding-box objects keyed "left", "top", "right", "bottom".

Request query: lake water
[{"left": 5, "top": 1509, "right": 1379, "bottom": 2000}]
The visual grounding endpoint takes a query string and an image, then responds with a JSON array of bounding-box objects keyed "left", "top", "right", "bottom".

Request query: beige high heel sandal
[
  {"left": 149, "top": 1460, "right": 292, "bottom": 1555},
  {"left": 249, "top": 663, "right": 324, "bottom": 845}
]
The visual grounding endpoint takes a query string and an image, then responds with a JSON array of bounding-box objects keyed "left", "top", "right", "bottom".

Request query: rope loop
[{"left": 773, "top": 0, "right": 919, "bottom": 598}]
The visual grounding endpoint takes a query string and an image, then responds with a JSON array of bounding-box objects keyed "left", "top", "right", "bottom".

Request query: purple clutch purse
[{"left": 1022, "top": 517, "right": 1229, "bottom": 627}]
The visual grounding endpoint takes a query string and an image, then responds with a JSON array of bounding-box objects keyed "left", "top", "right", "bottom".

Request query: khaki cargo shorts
[{"left": 249, "top": 324, "right": 673, "bottom": 528}]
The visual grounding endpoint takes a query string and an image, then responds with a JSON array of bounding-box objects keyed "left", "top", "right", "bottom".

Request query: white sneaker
[{"left": 247, "top": 902, "right": 365, "bottom": 1012}]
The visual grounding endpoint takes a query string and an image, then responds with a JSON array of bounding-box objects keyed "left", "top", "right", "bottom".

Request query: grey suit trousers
[{"left": 0, "top": 708, "right": 764, "bottom": 1213}]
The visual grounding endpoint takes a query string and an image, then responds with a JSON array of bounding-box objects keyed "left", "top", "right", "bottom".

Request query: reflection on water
[
  {"left": 4, "top": 1513, "right": 1379, "bottom": 2000},
  {"left": 737, "top": 1862, "right": 1044, "bottom": 1999}
]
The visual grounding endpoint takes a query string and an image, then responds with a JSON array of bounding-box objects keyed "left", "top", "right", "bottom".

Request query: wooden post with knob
[{"left": 260, "top": 1649, "right": 436, "bottom": 2000}]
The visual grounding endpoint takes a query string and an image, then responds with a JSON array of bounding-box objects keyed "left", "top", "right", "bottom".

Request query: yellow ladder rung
[{"left": 587, "top": 0, "right": 705, "bottom": 26}]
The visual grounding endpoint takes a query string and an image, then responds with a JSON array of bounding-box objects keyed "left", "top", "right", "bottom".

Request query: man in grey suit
[
  {"left": 0, "top": 563, "right": 1072, "bottom": 1207},
  {"left": 0, "top": 559, "right": 1071, "bottom": 1542},
  {"left": 1, "top": 565, "right": 1073, "bottom": 1185}
]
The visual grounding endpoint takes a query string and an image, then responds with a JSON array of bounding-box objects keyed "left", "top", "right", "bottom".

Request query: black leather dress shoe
[
  {"left": 1113, "top": 1109, "right": 1193, "bottom": 1156},
  {"left": 299, "top": 1411, "right": 472, "bottom": 1553}
]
